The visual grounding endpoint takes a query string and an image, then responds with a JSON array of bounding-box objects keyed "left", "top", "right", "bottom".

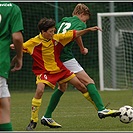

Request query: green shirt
[
  {"left": 0, "top": 2, "right": 24, "bottom": 78},
  {"left": 56, "top": 16, "right": 86, "bottom": 62}
]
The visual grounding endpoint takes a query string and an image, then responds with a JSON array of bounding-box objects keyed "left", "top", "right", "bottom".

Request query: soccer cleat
[
  {"left": 41, "top": 116, "right": 62, "bottom": 128},
  {"left": 98, "top": 109, "right": 121, "bottom": 119},
  {"left": 26, "top": 120, "right": 37, "bottom": 131}
]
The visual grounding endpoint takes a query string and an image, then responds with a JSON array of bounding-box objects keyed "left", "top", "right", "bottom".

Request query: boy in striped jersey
[{"left": 24, "top": 17, "right": 107, "bottom": 130}]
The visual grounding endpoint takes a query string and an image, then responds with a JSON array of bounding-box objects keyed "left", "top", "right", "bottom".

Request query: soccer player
[
  {"left": 0, "top": 2, "right": 24, "bottom": 131},
  {"left": 23, "top": 17, "right": 108, "bottom": 131},
  {"left": 41, "top": 3, "right": 121, "bottom": 128}
]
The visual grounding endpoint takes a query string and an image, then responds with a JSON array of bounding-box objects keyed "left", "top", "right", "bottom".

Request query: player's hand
[
  {"left": 88, "top": 26, "right": 102, "bottom": 32},
  {"left": 11, "top": 55, "right": 22, "bottom": 72},
  {"left": 81, "top": 48, "right": 88, "bottom": 55},
  {"left": 10, "top": 44, "right": 15, "bottom": 50}
]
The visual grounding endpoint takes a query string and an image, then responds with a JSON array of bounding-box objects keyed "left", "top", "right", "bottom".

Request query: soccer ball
[{"left": 119, "top": 105, "right": 133, "bottom": 124}]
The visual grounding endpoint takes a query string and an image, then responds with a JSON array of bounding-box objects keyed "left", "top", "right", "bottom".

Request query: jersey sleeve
[
  {"left": 76, "top": 24, "right": 86, "bottom": 30},
  {"left": 54, "top": 30, "right": 76, "bottom": 46},
  {"left": 10, "top": 4, "right": 24, "bottom": 33},
  {"left": 23, "top": 38, "right": 34, "bottom": 54}
]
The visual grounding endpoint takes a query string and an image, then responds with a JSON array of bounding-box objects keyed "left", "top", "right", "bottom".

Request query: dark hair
[{"left": 38, "top": 17, "right": 55, "bottom": 32}]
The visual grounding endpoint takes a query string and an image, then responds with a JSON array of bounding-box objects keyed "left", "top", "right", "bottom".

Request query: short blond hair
[{"left": 72, "top": 3, "right": 91, "bottom": 16}]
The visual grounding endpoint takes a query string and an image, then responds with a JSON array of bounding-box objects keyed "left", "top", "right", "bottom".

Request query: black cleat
[{"left": 26, "top": 120, "right": 37, "bottom": 131}]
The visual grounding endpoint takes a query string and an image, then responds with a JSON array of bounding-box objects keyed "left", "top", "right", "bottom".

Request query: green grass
[{"left": 10, "top": 89, "right": 133, "bottom": 131}]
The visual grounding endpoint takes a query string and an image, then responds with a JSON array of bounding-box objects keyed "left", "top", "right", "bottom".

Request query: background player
[{"left": 0, "top": 2, "right": 23, "bottom": 131}]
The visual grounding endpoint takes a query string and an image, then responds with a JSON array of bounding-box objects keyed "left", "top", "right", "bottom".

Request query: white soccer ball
[{"left": 119, "top": 105, "right": 133, "bottom": 124}]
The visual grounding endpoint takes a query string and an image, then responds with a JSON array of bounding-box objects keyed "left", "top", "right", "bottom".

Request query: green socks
[
  {"left": 0, "top": 123, "right": 13, "bottom": 131},
  {"left": 86, "top": 84, "right": 105, "bottom": 111},
  {"left": 83, "top": 92, "right": 98, "bottom": 110},
  {"left": 44, "top": 83, "right": 105, "bottom": 118},
  {"left": 44, "top": 89, "right": 63, "bottom": 118}
]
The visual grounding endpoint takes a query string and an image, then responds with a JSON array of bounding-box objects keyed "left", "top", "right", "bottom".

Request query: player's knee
[
  {"left": 76, "top": 83, "right": 87, "bottom": 93},
  {"left": 59, "top": 83, "right": 67, "bottom": 92},
  {"left": 84, "top": 78, "right": 95, "bottom": 86},
  {"left": 36, "top": 83, "right": 45, "bottom": 98}
]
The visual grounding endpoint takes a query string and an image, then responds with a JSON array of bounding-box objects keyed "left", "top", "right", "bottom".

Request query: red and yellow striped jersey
[{"left": 23, "top": 30, "right": 76, "bottom": 75}]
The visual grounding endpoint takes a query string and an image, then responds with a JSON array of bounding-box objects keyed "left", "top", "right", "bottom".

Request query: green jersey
[
  {"left": 56, "top": 16, "right": 86, "bottom": 62},
  {"left": 0, "top": 2, "right": 23, "bottom": 78}
]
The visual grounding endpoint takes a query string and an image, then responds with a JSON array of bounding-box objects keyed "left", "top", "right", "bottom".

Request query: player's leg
[
  {"left": 76, "top": 70, "right": 105, "bottom": 111},
  {"left": 0, "top": 77, "right": 12, "bottom": 131},
  {"left": 41, "top": 69, "right": 75, "bottom": 128},
  {"left": 41, "top": 83, "right": 66, "bottom": 128},
  {"left": 64, "top": 58, "right": 120, "bottom": 118},
  {"left": 44, "top": 83, "right": 66, "bottom": 118},
  {"left": 76, "top": 70, "right": 121, "bottom": 118},
  {"left": 63, "top": 58, "right": 98, "bottom": 110},
  {"left": 26, "top": 82, "right": 45, "bottom": 131}
]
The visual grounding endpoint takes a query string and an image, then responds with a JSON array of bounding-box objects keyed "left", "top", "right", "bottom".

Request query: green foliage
[{"left": 11, "top": 89, "right": 133, "bottom": 131}]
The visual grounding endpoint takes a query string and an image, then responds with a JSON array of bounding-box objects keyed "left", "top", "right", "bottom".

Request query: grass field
[{"left": 10, "top": 89, "right": 133, "bottom": 131}]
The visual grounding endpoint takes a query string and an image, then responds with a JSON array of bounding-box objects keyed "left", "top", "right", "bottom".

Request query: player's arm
[
  {"left": 75, "top": 36, "right": 88, "bottom": 55},
  {"left": 58, "top": 26, "right": 101, "bottom": 47},
  {"left": 75, "top": 26, "right": 102, "bottom": 38},
  {"left": 10, "top": 38, "right": 36, "bottom": 54},
  {"left": 12, "top": 32, "right": 23, "bottom": 58},
  {"left": 10, "top": 4, "right": 24, "bottom": 72},
  {"left": 11, "top": 31, "right": 23, "bottom": 72}
]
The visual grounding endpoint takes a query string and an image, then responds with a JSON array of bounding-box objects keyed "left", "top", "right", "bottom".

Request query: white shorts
[
  {"left": 0, "top": 77, "right": 10, "bottom": 98},
  {"left": 63, "top": 58, "right": 83, "bottom": 73}
]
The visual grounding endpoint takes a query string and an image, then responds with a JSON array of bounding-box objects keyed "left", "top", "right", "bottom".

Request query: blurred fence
[{"left": 9, "top": 2, "right": 133, "bottom": 91}]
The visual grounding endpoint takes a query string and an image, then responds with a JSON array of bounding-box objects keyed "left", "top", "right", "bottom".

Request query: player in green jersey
[
  {"left": 41, "top": 3, "right": 120, "bottom": 128},
  {"left": 0, "top": 2, "right": 23, "bottom": 131}
]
